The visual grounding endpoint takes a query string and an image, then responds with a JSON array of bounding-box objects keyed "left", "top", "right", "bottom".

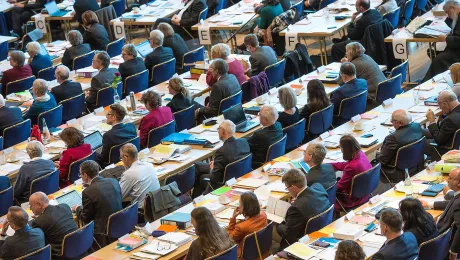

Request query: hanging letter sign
[
  {"left": 198, "top": 26, "right": 211, "bottom": 45},
  {"left": 285, "top": 31, "right": 298, "bottom": 52},
  {"left": 392, "top": 38, "right": 408, "bottom": 59},
  {"left": 36, "top": 16, "right": 47, "bottom": 34},
  {"left": 113, "top": 21, "right": 126, "bottom": 39}
]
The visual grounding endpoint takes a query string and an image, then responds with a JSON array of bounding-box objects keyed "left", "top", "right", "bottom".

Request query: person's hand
[
  {"left": 341, "top": 57, "right": 348, "bottom": 63},
  {"left": 232, "top": 207, "right": 241, "bottom": 218},
  {"left": 443, "top": 186, "right": 450, "bottom": 195},
  {"left": 71, "top": 205, "right": 79, "bottom": 212},
  {"left": 1, "top": 221, "right": 9, "bottom": 236},
  {"left": 54, "top": 161, "right": 60, "bottom": 167},
  {"left": 8, "top": 0, "right": 17, "bottom": 3},
  {"left": 84, "top": 90, "right": 90, "bottom": 97},
  {"left": 449, "top": 252, "right": 457, "bottom": 260},
  {"left": 426, "top": 109, "right": 436, "bottom": 123},
  {"left": 419, "top": 200, "right": 428, "bottom": 208},
  {"left": 253, "top": 3, "right": 262, "bottom": 7},
  {"left": 14, "top": 3, "right": 24, "bottom": 7},
  {"left": 351, "top": 12, "right": 358, "bottom": 21},
  {"left": 22, "top": 100, "right": 33, "bottom": 107},
  {"left": 303, "top": 0, "right": 310, "bottom": 7},
  {"left": 209, "top": 160, "right": 214, "bottom": 170},
  {"left": 27, "top": 57, "right": 32, "bottom": 64},
  {"left": 438, "top": 34, "right": 447, "bottom": 42}
]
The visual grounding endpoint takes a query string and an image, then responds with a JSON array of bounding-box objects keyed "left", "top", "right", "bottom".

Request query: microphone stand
[{"left": 226, "top": 13, "right": 258, "bottom": 53}]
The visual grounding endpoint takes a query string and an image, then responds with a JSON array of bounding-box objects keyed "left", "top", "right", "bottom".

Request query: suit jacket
[
  {"left": 76, "top": 176, "right": 123, "bottom": 235},
  {"left": 348, "top": 8, "right": 383, "bottom": 40},
  {"left": 371, "top": 232, "right": 419, "bottom": 260},
  {"left": 0, "top": 225, "right": 45, "bottom": 260},
  {"left": 330, "top": 78, "right": 368, "bottom": 115},
  {"left": 180, "top": 0, "right": 207, "bottom": 27},
  {"left": 29, "top": 54, "right": 52, "bottom": 77},
  {"left": 210, "top": 137, "right": 251, "bottom": 184},
  {"left": 377, "top": 123, "right": 424, "bottom": 183},
  {"left": 119, "top": 57, "right": 146, "bottom": 83},
  {"left": 306, "top": 164, "right": 336, "bottom": 190},
  {"left": 86, "top": 67, "right": 119, "bottom": 107},
  {"left": 166, "top": 92, "right": 193, "bottom": 113},
  {"left": 445, "top": 16, "right": 460, "bottom": 52},
  {"left": 249, "top": 46, "right": 278, "bottom": 77},
  {"left": 247, "top": 122, "right": 284, "bottom": 165},
  {"left": 31, "top": 204, "right": 78, "bottom": 257},
  {"left": 23, "top": 0, "right": 46, "bottom": 12},
  {"left": 61, "top": 43, "right": 92, "bottom": 70},
  {"left": 0, "top": 106, "right": 23, "bottom": 136},
  {"left": 349, "top": 54, "right": 386, "bottom": 99},
  {"left": 145, "top": 46, "right": 174, "bottom": 85},
  {"left": 51, "top": 80, "right": 83, "bottom": 104},
  {"left": 434, "top": 192, "right": 460, "bottom": 253},
  {"left": 1, "top": 65, "right": 33, "bottom": 97},
  {"left": 74, "top": 0, "right": 100, "bottom": 23},
  {"left": 428, "top": 104, "right": 460, "bottom": 151},
  {"left": 96, "top": 123, "right": 137, "bottom": 166},
  {"left": 13, "top": 159, "right": 56, "bottom": 203},
  {"left": 163, "top": 34, "right": 188, "bottom": 71},
  {"left": 83, "top": 23, "right": 110, "bottom": 51},
  {"left": 228, "top": 212, "right": 268, "bottom": 260},
  {"left": 276, "top": 183, "right": 331, "bottom": 250},
  {"left": 198, "top": 73, "right": 240, "bottom": 118}
]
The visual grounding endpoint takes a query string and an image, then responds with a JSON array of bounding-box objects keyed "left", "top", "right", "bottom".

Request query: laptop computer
[
  {"left": 44, "top": 1, "right": 71, "bottom": 17},
  {"left": 55, "top": 190, "right": 82, "bottom": 208},
  {"left": 136, "top": 40, "right": 153, "bottom": 58},
  {"left": 223, "top": 104, "right": 259, "bottom": 133},
  {"left": 84, "top": 131, "right": 103, "bottom": 151},
  {"left": 39, "top": 43, "right": 58, "bottom": 60}
]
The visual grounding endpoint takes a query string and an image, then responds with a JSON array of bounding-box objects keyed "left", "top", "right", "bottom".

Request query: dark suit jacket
[
  {"left": 23, "top": 0, "right": 46, "bottom": 12},
  {"left": 276, "top": 183, "right": 331, "bottom": 250},
  {"left": 428, "top": 105, "right": 460, "bottom": 152},
  {"left": 180, "top": 0, "right": 207, "bottom": 27},
  {"left": 86, "top": 67, "right": 119, "bottom": 107},
  {"left": 51, "top": 80, "right": 83, "bottom": 104},
  {"left": 249, "top": 46, "right": 278, "bottom": 77},
  {"left": 348, "top": 8, "right": 383, "bottom": 40},
  {"left": 145, "top": 46, "right": 174, "bottom": 85},
  {"left": 445, "top": 17, "right": 460, "bottom": 52},
  {"left": 166, "top": 92, "right": 193, "bottom": 113},
  {"left": 435, "top": 192, "right": 460, "bottom": 254},
  {"left": 31, "top": 204, "right": 78, "bottom": 257},
  {"left": 29, "top": 54, "right": 53, "bottom": 77},
  {"left": 61, "top": 43, "right": 92, "bottom": 71},
  {"left": 210, "top": 137, "right": 250, "bottom": 184},
  {"left": 306, "top": 164, "right": 336, "bottom": 190},
  {"left": 83, "top": 23, "right": 110, "bottom": 51},
  {"left": 96, "top": 123, "right": 137, "bottom": 166},
  {"left": 198, "top": 73, "right": 240, "bottom": 118},
  {"left": 330, "top": 78, "right": 368, "bottom": 115},
  {"left": 0, "top": 225, "right": 45, "bottom": 260},
  {"left": 377, "top": 123, "right": 424, "bottom": 183},
  {"left": 163, "top": 34, "right": 189, "bottom": 71},
  {"left": 0, "top": 106, "right": 22, "bottom": 136},
  {"left": 119, "top": 57, "right": 147, "bottom": 83},
  {"left": 371, "top": 232, "right": 418, "bottom": 260},
  {"left": 247, "top": 122, "right": 284, "bottom": 165},
  {"left": 76, "top": 176, "right": 123, "bottom": 235},
  {"left": 73, "top": 0, "right": 100, "bottom": 23}
]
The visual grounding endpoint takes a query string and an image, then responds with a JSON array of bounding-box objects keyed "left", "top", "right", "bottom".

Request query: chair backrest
[
  {"left": 95, "top": 82, "right": 123, "bottom": 108},
  {"left": 389, "top": 60, "right": 408, "bottom": 85},
  {"left": 0, "top": 186, "right": 13, "bottom": 217},
  {"left": 38, "top": 104, "right": 63, "bottom": 131},
  {"left": 110, "top": 0, "right": 126, "bottom": 17},
  {"left": 173, "top": 105, "right": 196, "bottom": 132},
  {"left": 3, "top": 119, "right": 31, "bottom": 149},
  {"left": 107, "top": 201, "right": 139, "bottom": 239},
  {"left": 164, "top": 164, "right": 196, "bottom": 195},
  {"left": 376, "top": 74, "right": 403, "bottom": 103},
  {"left": 108, "top": 136, "right": 140, "bottom": 164},
  {"left": 61, "top": 221, "right": 94, "bottom": 259},
  {"left": 222, "top": 153, "right": 253, "bottom": 184},
  {"left": 215, "top": 0, "right": 226, "bottom": 14},
  {"left": 199, "top": 7, "right": 208, "bottom": 22},
  {"left": 383, "top": 7, "right": 401, "bottom": 29},
  {"left": 5, "top": 75, "right": 35, "bottom": 96},
  {"left": 16, "top": 244, "right": 51, "bottom": 260},
  {"left": 59, "top": 93, "right": 85, "bottom": 123},
  {"left": 264, "top": 59, "right": 286, "bottom": 87},
  {"left": 415, "top": 0, "right": 428, "bottom": 11},
  {"left": 218, "top": 91, "right": 242, "bottom": 115},
  {"left": 394, "top": 136, "right": 425, "bottom": 170},
  {"left": 30, "top": 169, "right": 59, "bottom": 195},
  {"left": 337, "top": 90, "right": 367, "bottom": 120},
  {"left": 319, "top": 0, "right": 336, "bottom": 9},
  {"left": 283, "top": 119, "right": 306, "bottom": 151},
  {"left": 266, "top": 135, "right": 287, "bottom": 162},
  {"left": 124, "top": 69, "right": 148, "bottom": 96},
  {"left": 241, "top": 222, "right": 274, "bottom": 260},
  {"left": 350, "top": 163, "right": 381, "bottom": 199},
  {"left": 0, "top": 41, "right": 7, "bottom": 61},
  {"left": 326, "top": 181, "right": 337, "bottom": 206},
  {"left": 307, "top": 104, "right": 334, "bottom": 135},
  {"left": 291, "top": 1, "right": 303, "bottom": 15},
  {"left": 418, "top": 227, "right": 451, "bottom": 260},
  {"left": 182, "top": 46, "right": 204, "bottom": 72},
  {"left": 403, "top": 0, "right": 415, "bottom": 26},
  {"left": 205, "top": 244, "right": 238, "bottom": 260},
  {"left": 73, "top": 51, "right": 95, "bottom": 71},
  {"left": 449, "top": 129, "right": 460, "bottom": 150},
  {"left": 68, "top": 152, "right": 96, "bottom": 183},
  {"left": 151, "top": 58, "right": 176, "bottom": 85},
  {"left": 37, "top": 64, "right": 57, "bottom": 81},
  {"left": 106, "top": 37, "right": 125, "bottom": 57},
  {"left": 147, "top": 120, "right": 176, "bottom": 148},
  {"left": 304, "top": 205, "right": 334, "bottom": 235}
]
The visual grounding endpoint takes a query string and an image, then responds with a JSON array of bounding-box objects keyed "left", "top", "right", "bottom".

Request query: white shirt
[
  {"left": 119, "top": 160, "right": 160, "bottom": 208},
  {"left": 428, "top": 190, "right": 460, "bottom": 209},
  {"left": 177, "top": 0, "right": 195, "bottom": 21}
]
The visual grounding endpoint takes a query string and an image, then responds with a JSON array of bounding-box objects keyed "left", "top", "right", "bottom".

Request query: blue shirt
[
  {"left": 29, "top": 54, "right": 53, "bottom": 77},
  {"left": 23, "top": 93, "right": 57, "bottom": 126},
  {"left": 330, "top": 78, "right": 368, "bottom": 115}
]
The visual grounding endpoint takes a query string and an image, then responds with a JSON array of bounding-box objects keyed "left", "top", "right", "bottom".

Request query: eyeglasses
[
  {"left": 285, "top": 184, "right": 293, "bottom": 189},
  {"left": 156, "top": 240, "right": 171, "bottom": 251},
  {"left": 106, "top": 113, "right": 113, "bottom": 117}
]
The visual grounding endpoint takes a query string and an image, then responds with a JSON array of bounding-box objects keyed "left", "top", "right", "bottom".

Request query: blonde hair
[
  {"left": 168, "top": 76, "right": 190, "bottom": 98},
  {"left": 450, "top": 63, "right": 460, "bottom": 84}
]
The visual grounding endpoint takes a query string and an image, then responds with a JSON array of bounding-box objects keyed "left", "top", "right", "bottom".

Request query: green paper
[{"left": 211, "top": 186, "right": 232, "bottom": 196}]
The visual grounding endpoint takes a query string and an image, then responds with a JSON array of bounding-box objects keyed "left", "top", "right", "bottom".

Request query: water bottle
[
  {"left": 204, "top": 50, "right": 209, "bottom": 65},
  {"left": 130, "top": 91, "right": 136, "bottom": 111},
  {"left": 42, "top": 118, "right": 50, "bottom": 145},
  {"left": 404, "top": 168, "right": 413, "bottom": 197}
]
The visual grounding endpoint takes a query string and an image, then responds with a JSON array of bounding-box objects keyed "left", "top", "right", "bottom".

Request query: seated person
[
  {"left": 23, "top": 79, "right": 57, "bottom": 126},
  {"left": 81, "top": 11, "right": 110, "bottom": 51},
  {"left": 253, "top": 0, "right": 284, "bottom": 38},
  {"left": 371, "top": 209, "right": 418, "bottom": 260},
  {"left": 450, "top": 63, "right": 460, "bottom": 98},
  {"left": 0, "top": 206, "right": 45, "bottom": 259},
  {"left": 10, "top": 0, "right": 47, "bottom": 36},
  {"left": 193, "top": 120, "right": 250, "bottom": 197},
  {"left": 55, "top": 127, "right": 92, "bottom": 188},
  {"left": 376, "top": 0, "right": 398, "bottom": 15},
  {"left": 158, "top": 23, "right": 189, "bottom": 72},
  {"left": 276, "top": 169, "right": 331, "bottom": 250},
  {"left": 244, "top": 34, "right": 278, "bottom": 77},
  {"left": 144, "top": 30, "right": 174, "bottom": 86},
  {"left": 277, "top": 87, "right": 299, "bottom": 128},
  {"left": 303, "top": 142, "right": 336, "bottom": 189},
  {"left": 26, "top": 42, "right": 52, "bottom": 77},
  {"left": 51, "top": 65, "right": 84, "bottom": 104},
  {"left": 85, "top": 51, "right": 119, "bottom": 112},
  {"left": 73, "top": 0, "right": 99, "bottom": 24},
  {"left": 118, "top": 44, "right": 147, "bottom": 83},
  {"left": 424, "top": 90, "right": 460, "bottom": 161},
  {"left": 206, "top": 43, "right": 247, "bottom": 86},
  {"left": 195, "top": 59, "right": 240, "bottom": 122},
  {"left": 119, "top": 144, "right": 160, "bottom": 208},
  {"left": 0, "top": 94, "right": 23, "bottom": 136},
  {"left": 14, "top": 141, "right": 55, "bottom": 203},
  {"left": 62, "top": 30, "right": 92, "bottom": 71},
  {"left": 228, "top": 192, "right": 268, "bottom": 259},
  {"left": 166, "top": 76, "right": 193, "bottom": 113},
  {"left": 329, "top": 135, "right": 372, "bottom": 210},
  {"left": 1, "top": 51, "right": 33, "bottom": 97},
  {"left": 96, "top": 104, "right": 137, "bottom": 167},
  {"left": 335, "top": 240, "right": 366, "bottom": 260},
  {"left": 138, "top": 91, "right": 174, "bottom": 149},
  {"left": 247, "top": 105, "right": 284, "bottom": 168},
  {"left": 399, "top": 198, "right": 439, "bottom": 245},
  {"left": 299, "top": 80, "right": 331, "bottom": 133}
]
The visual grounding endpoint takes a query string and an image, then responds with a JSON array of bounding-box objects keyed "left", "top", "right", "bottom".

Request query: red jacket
[
  {"left": 59, "top": 143, "right": 92, "bottom": 188},
  {"left": 1, "top": 65, "right": 33, "bottom": 96},
  {"left": 139, "top": 106, "right": 174, "bottom": 148}
]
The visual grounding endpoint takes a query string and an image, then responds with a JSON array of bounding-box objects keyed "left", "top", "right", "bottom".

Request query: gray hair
[
  {"left": 94, "top": 51, "right": 110, "bottom": 68},
  {"left": 55, "top": 65, "right": 70, "bottom": 81},
  {"left": 444, "top": 0, "right": 460, "bottom": 10},
  {"left": 0, "top": 95, "right": 5, "bottom": 107},
  {"left": 211, "top": 43, "right": 231, "bottom": 60},
  {"left": 10, "top": 51, "right": 26, "bottom": 67},
  {"left": 26, "top": 140, "right": 44, "bottom": 158},
  {"left": 68, "top": 30, "right": 83, "bottom": 46},
  {"left": 260, "top": 105, "right": 279, "bottom": 125},
  {"left": 220, "top": 120, "right": 236, "bottom": 136},
  {"left": 122, "top": 44, "right": 138, "bottom": 58},
  {"left": 392, "top": 109, "right": 411, "bottom": 125},
  {"left": 210, "top": 58, "right": 228, "bottom": 76},
  {"left": 346, "top": 42, "right": 366, "bottom": 60},
  {"left": 149, "top": 30, "right": 164, "bottom": 47},
  {"left": 120, "top": 143, "right": 138, "bottom": 160},
  {"left": 278, "top": 87, "right": 297, "bottom": 110},
  {"left": 31, "top": 192, "right": 49, "bottom": 205},
  {"left": 306, "top": 142, "right": 328, "bottom": 165},
  {"left": 439, "top": 89, "right": 458, "bottom": 103},
  {"left": 26, "top": 42, "right": 41, "bottom": 56},
  {"left": 33, "top": 79, "right": 48, "bottom": 96}
]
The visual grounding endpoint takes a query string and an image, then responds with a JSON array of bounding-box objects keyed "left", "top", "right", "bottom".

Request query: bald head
[
  {"left": 448, "top": 168, "right": 460, "bottom": 191},
  {"left": 356, "top": 0, "right": 370, "bottom": 11},
  {"left": 260, "top": 105, "right": 279, "bottom": 126},
  {"left": 29, "top": 192, "right": 49, "bottom": 216},
  {"left": 391, "top": 109, "right": 411, "bottom": 129},
  {"left": 438, "top": 90, "right": 460, "bottom": 114}
]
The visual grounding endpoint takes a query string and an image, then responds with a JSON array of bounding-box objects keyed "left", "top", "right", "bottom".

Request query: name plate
[
  {"left": 345, "top": 210, "right": 356, "bottom": 220},
  {"left": 94, "top": 107, "right": 104, "bottom": 114},
  {"left": 369, "top": 195, "right": 382, "bottom": 204},
  {"left": 351, "top": 114, "right": 361, "bottom": 122},
  {"left": 268, "top": 88, "right": 278, "bottom": 95},
  {"left": 3, "top": 147, "right": 14, "bottom": 155},
  {"left": 317, "top": 66, "right": 326, "bottom": 74},
  {"left": 319, "top": 131, "right": 330, "bottom": 140},
  {"left": 382, "top": 99, "right": 393, "bottom": 106},
  {"left": 226, "top": 177, "right": 237, "bottom": 187}
]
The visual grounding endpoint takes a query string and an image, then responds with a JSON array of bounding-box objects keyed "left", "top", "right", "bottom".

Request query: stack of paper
[
  {"left": 233, "top": 178, "right": 269, "bottom": 189},
  {"left": 46, "top": 140, "right": 67, "bottom": 149},
  {"left": 284, "top": 242, "right": 322, "bottom": 260},
  {"left": 359, "top": 233, "right": 387, "bottom": 246},
  {"left": 333, "top": 223, "right": 365, "bottom": 240},
  {"left": 157, "top": 232, "right": 193, "bottom": 246},
  {"left": 201, "top": 202, "right": 226, "bottom": 214},
  {"left": 0, "top": 163, "right": 22, "bottom": 176},
  {"left": 266, "top": 180, "right": 288, "bottom": 193},
  {"left": 215, "top": 208, "right": 245, "bottom": 220},
  {"left": 141, "top": 240, "right": 178, "bottom": 255}
]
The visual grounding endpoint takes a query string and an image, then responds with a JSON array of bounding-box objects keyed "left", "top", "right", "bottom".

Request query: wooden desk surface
[
  {"left": 0, "top": 36, "right": 18, "bottom": 44},
  {"left": 0, "top": 1, "right": 14, "bottom": 13},
  {"left": 110, "top": 0, "right": 183, "bottom": 25}
]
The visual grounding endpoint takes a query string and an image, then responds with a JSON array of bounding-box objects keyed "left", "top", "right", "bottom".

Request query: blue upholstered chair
[
  {"left": 0, "top": 186, "right": 13, "bottom": 216},
  {"left": 124, "top": 70, "right": 148, "bottom": 97},
  {"left": 219, "top": 92, "right": 242, "bottom": 115},
  {"left": 221, "top": 153, "right": 253, "bottom": 184},
  {"left": 266, "top": 135, "right": 287, "bottom": 162},
  {"left": 106, "top": 37, "right": 125, "bottom": 57},
  {"left": 60, "top": 221, "right": 94, "bottom": 259},
  {"left": 16, "top": 244, "right": 51, "bottom": 260},
  {"left": 30, "top": 169, "right": 59, "bottom": 195},
  {"left": 107, "top": 202, "right": 139, "bottom": 239},
  {"left": 110, "top": 0, "right": 125, "bottom": 17},
  {"left": 431, "top": 129, "right": 460, "bottom": 159},
  {"left": 108, "top": 137, "right": 140, "bottom": 165},
  {"left": 0, "top": 136, "right": 3, "bottom": 150},
  {"left": 73, "top": 51, "right": 95, "bottom": 71},
  {"left": 388, "top": 60, "right": 408, "bottom": 84},
  {"left": 326, "top": 181, "right": 337, "bottom": 206},
  {"left": 335, "top": 90, "right": 367, "bottom": 123},
  {"left": 147, "top": 120, "right": 176, "bottom": 148},
  {"left": 95, "top": 82, "right": 123, "bottom": 108},
  {"left": 319, "top": 0, "right": 336, "bottom": 9},
  {"left": 59, "top": 93, "right": 85, "bottom": 123},
  {"left": 265, "top": 59, "right": 286, "bottom": 87},
  {"left": 173, "top": 105, "right": 196, "bottom": 132},
  {"left": 205, "top": 244, "right": 237, "bottom": 260},
  {"left": 151, "top": 58, "right": 176, "bottom": 86},
  {"left": 376, "top": 74, "right": 403, "bottom": 103},
  {"left": 403, "top": 0, "right": 415, "bottom": 26},
  {"left": 283, "top": 119, "right": 306, "bottom": 151},
  {"left": 291, "top": 1, "right": 303, "bottom": 15},
  {"left": 3, "top": 119, "right": 31, "bottom": 149},
  {"left": 0, "top": 41, "right": 7, "bottom": 61},
  {"left": 182, "top": 46, "right": 204, "bottom": 72},
  {"left": 383, "top": 7, "right": 400, "bottom": 29},
  {"left": 68, "top": 152, "right": 96, "bottom": 184},
  {"left": 395, "top": 136, "right": 426, "bottom": 171},
  {"left": 415, "top": 0, "right": 428, "bottom": 14},
  {"left": 304, "top": 205, "right": 334, "bottom": 235},
  {"left": 241, "top": 222, "right": 274, "bottom": 259},
  {"left": 38, "top": 104, "right": 63, "bottom": 131},
  {"left": 37, "top": 65, "right": 57, "bottom": 81},
  {"left": 5, "top": 75, "right": 35, "bottom": 96},
  {"left": 306, "top": 104, "right": 333, "bottom": 140},
  {"left": 418, "top": 227, "right": 452, "bottom": 260},
  {"left": 165, "top": 164, "right": 196, "bottom": 195},
  {"left": 215, "top": 0, "right": 228, "bottom": 13}
]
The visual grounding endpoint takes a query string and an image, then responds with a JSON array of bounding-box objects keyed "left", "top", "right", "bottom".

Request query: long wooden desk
[{"left": 0, "top": 36, "right": 18, "bottom": 43}]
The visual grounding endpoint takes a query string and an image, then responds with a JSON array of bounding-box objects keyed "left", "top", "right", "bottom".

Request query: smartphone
[
  {"left": 327, "top": 26, "right": 337, "bottom": 29},
  {"left": 313, "top": 241, "right": 330, "bottom": 248},
  {"left": 365, "top": 223, "right": 377, "bottom": 232},
  {"left": 361, "top": 133, "right": 374, "bottom": 138}
]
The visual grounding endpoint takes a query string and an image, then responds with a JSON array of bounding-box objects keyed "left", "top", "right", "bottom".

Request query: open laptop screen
[
  {"left": 55, "top": 190, "right": 82, "bottom": 208},
  {"left": 223, "top": 104, "right": 247, "bottom": 125},
  {"left": 136, "top": 41, "right": 153, "bottom": 58},
  {"left": 84, "top": 131, "right": 103, "bottom": 151}
]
